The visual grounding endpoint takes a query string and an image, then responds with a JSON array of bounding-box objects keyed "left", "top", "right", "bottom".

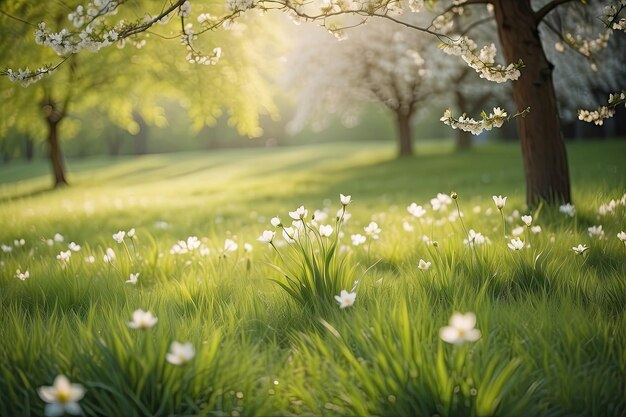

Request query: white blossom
[
  {"left": 334, "top": 289, "right": 356, "bottom": 308},
  {"left": 439, "top": 312, "right": 481, "bottom": 344},
  {"left": 417, "top": 259, "right": 431, "bottom": 270},
  {"left": 559, "top": 203, "right": 576, "bottom": 217},
  {"left": 166, "top": 341, "right": 195, "bottom": 365},
  {"left": 38, "top": 375, "right": 85, "bottom": 417},
  {"left": 407, "top": 203, "right": 426, "bottom": 218},
  {"left": 257, "top": 230, "right": 276, "bottom": 244},
  {"left": 440, "top": 36, "right": 521, "bottom": 83},
  {"left": 507, "top": 237, "right": 525, "bottom": 251},
  {"left": 127, "top": 309, "right": 158, "bottom": 329}
]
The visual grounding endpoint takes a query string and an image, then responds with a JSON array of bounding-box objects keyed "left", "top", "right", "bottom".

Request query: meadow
[{"left": 0, "top": 141, "right": 625, "bottom": 417}]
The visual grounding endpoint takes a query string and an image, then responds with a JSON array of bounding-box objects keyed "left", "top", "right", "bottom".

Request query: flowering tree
[
  {"left": 285, "top": 18, "right": 437, "bottom": 157},
  {"left": 2, "top": 0, "right": 624, "bottom": 203},
  {"left": 0, "top": 1, "right": 277, "bottom": 186}
]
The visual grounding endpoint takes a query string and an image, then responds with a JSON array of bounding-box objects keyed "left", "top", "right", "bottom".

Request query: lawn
[{"left": 0, "top": 140, "right": 625, "bottom": 417}]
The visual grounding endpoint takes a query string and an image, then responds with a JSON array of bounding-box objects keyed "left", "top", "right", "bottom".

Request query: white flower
[
  {"left": 572, "top": 244, "right": 589, "bottom": 255},
  {"left": 85, "top": 255, "right": 95, "bottom": 263},
  {"left": 127, "top": 309, "right": 158, "bottom": 329},
  {"left": 507, "top": 237, "right": 524, "bottom": 251},
  {"left": 439, "top": 312, "right": 481, "bottom": 344},
  {"left": 430, "top": 197, "right": 446, "bottom": 212},
  {"left": 1, "top": 244, "right": 12, "bottom": 253},
  {"left": 530, "top": 225, "right": 542, "bottom": 234},
  {"left": 244, "top": 243, "right": 253, "bottom": 253},
  {"left": 319, "top": 224, "right": 333, "bottom": 237},
  {"left": 112, "top": 231, "right": 126, "bottom": 243},
  {"left": 492, "top": 195, "right": 507, "bottom": 210},
  {"left": 270, "top": 217, "right": 281, "bottom": 227},
  {"left": 402, "top": 221, "right": 414, "bottom": 232},
  {"left": 587, "top": 225, "right": 605, "bottom": 240},
  {"left": 618, "top": 231, "right": 626, "bottom": 243},
  {"left": 407, "top": 203, "right": 426, "bottom": 218},
  {"left": 334, "top": 289, "right": 356, "bottom": 309},
  {"left": 56, "top": 250, "right": 72, "bottom": 263},
  {"left": 417, "top": 259, "right": 431, "bottom": 270},
  {"left": 511, "top": 226, "right": 525, "bottom": 237},
  {"left": 68, "top": 242, "right": 81, "bottom": 252},
  {"left": 559, "top": 203, "right": 576, "bottom": 217},
  {"left": 288, "top": 205, "right": 308, "bottom": 220},
  {"left": 223, "top": 239, "right": 238, "bottom": 253},
  {"left": 14, "top": 238, "right": 25, "bottom": 247},
  {"left": 103, "top": 248, "right": 116, "bottom": 263},
  {"left": 178, "top": 0, "right": 191, "bottom": 18},
  {"left": 257, "top": 230, "right": 276, "bottom": 244},
  {"left": 166, "top": 341, "right": 195, "bottom": 365},
  {"left": 127, "top": 228, "right": 136, "bottom": 238},
  {"left": 16, "top": 269, "right": 30, "bottom": 280},
  {"left": 187, "top": 236, "right": 201, "bottom": 250},
  {"left": 54, "top": 233, "right": 64, "bottom": 243},
  {"left": 351, "top": 234, "right": 366, "bottom": 246},
  {"left": 38, "top": 375, "right": 85, "bottom": 417},
  {"left": 521, "top": 215, "right": 532, "bottom": 226},
  {"left": 340, "top": 193, "right": 352, "bottom": 206},
  {"left": 364, "top": 222, "right": 381, "bottom": 239},
  {"left": 463, "top": 229, "right": 486, "bottom": 247},
  {"left": 126, "top": 273, "right": 140, "bottom": 284}
]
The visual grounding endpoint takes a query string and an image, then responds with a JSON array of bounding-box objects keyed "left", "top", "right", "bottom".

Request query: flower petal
[{"left": 439, "top": 326, "right": 461, "bottom": 344}]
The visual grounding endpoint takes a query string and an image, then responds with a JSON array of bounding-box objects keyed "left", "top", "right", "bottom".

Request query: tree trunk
[
  {"left": 454, "top": 90, "right": 472, "bottom": 151},
  {"left": 42, "top": 96, "right": 68, "bottom": 188},
  {"left": 133, "top": 112, "right": 149, "bottom": 155},
  {"left": 492, "top": 0, "right": 571, "bottom": 205},
  {"left": 47, "top": 119, "right": 68, "bottom": 187},
  {"left": 457, "top": 129, "right": 473, "bottom": 151},
  {"left": 24, "top": 136, "right": 34, "bottom": 161},
  {"left": 395, "top": 111, "right": 413, "bottom": 157}
]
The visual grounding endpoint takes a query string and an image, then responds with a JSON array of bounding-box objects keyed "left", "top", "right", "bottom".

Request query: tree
[
  {"left": 3, "top": 0, "right": 624, "bottom": 204},
  {"left": 1, "top": 0, "right": 279, "bottom": 187},
  {"left": 285, "top": 18, "right": 436, "bottom": 157}
]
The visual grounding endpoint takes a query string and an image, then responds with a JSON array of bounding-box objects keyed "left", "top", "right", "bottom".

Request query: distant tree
[{"left": 286, "top": 18, "right": 438, "bottom": 157}]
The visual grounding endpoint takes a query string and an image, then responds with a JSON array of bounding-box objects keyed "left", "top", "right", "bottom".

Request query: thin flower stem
[
  {"left": 455, "top": 199, "right": 471, "bottom": 244},
  {"left": 269, "top": 242, "right": 285, "bottom": 263},
  {"left": 499, "top": 209, "right": 506, "bottom": 240},
  {"left": 454, "top": 198, "right": 479, "bottom": 266},
  {"left": 122, "top": 241, "right": 133, "bottom": 262},
  {"left": 351, "top": 258, "right": 382, "bottom": 292}
]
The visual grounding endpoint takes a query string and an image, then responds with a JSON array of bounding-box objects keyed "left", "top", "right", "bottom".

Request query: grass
[{"left": 0, "top": 140, "right": 625, "bottom": 417}]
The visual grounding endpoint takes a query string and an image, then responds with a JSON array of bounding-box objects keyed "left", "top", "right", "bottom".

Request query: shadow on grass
[{"left": 0, "top": 185, "right": 56, "bottom": 204}]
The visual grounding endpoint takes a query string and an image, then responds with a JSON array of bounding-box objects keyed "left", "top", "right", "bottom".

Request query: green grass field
[{"left": 1, "top": 141, "right": 625, "bottom": 417}]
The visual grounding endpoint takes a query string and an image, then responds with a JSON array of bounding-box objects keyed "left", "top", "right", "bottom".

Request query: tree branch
[
  {"left": 534, "top": 0, "right": 576, "bottom": 24},
  {"left": 0, "top": 8, "right": 38, "bottom": 27}
]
